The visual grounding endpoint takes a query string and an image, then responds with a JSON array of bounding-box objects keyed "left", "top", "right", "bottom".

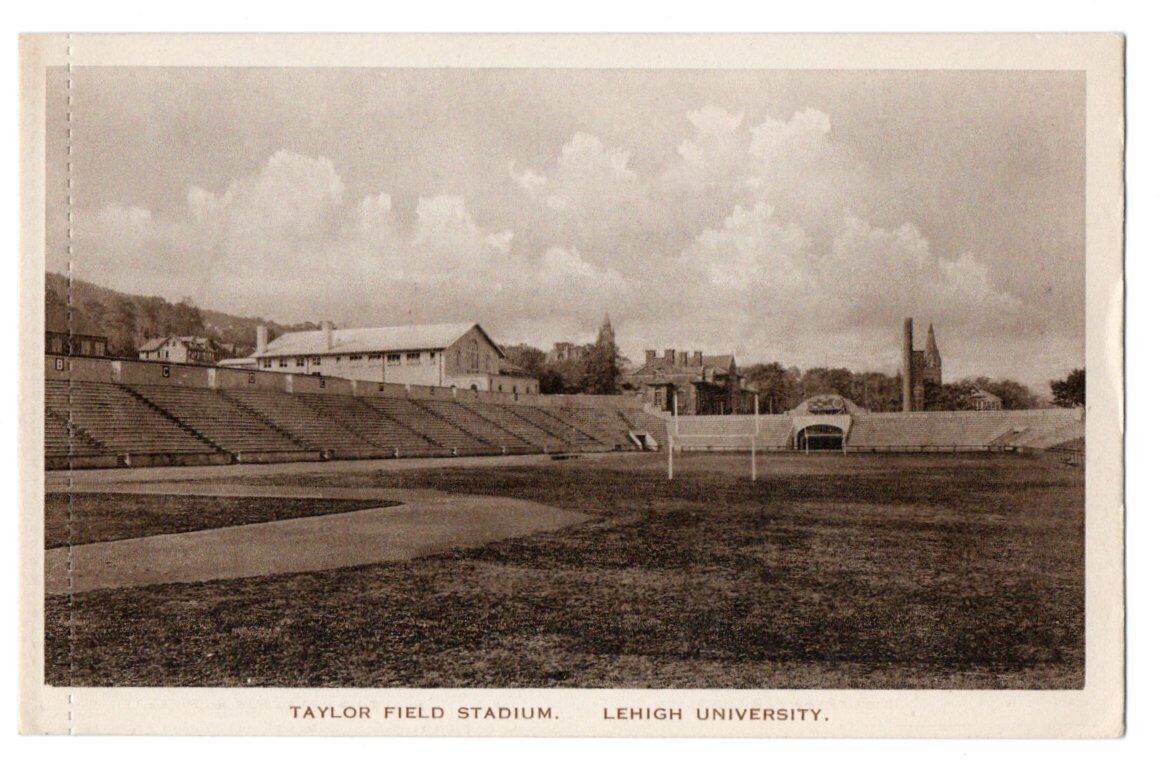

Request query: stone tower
[{"left": 902, "top": 319, "right": 942, "bottom": 412}]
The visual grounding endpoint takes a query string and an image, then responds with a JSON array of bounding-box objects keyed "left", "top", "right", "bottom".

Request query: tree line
[
  {"left": 46, "top": 272, "right": 315, "bottom": 359},
  {"left": 740, "top": 362, "right": 1085, "bottom": 412},
  {"left": 503, "top": 340, "right": 623, "bottom": 396}
]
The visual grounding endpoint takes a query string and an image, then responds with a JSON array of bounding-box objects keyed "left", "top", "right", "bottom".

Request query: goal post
[
  {"left": 667, "top": 392, "right": 760, "bottom": 481},
  {"left": 667, "top": 431, "right": 758, "bottom": 481}
]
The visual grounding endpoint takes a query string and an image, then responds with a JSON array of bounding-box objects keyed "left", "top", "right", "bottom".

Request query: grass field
[
  {"left": 44, "top": 452, "right": 1084, "bottom": 688},
  {"left": 44, "top": 493, "right": 393, "bottom": 548}
]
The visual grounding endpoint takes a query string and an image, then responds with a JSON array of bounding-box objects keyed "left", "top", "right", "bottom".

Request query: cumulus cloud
[
  {"left": 73, "top": 149, "right": 633, "bottom": 336},
  {"left": 557, "top": 132, "right": 636, "bottom": 181},
  {"left": 748, "top": 108, "right": 832, "bottom": 161},
  {"left": 72, "top": 104, "right": 1053, "bottom": 384}
]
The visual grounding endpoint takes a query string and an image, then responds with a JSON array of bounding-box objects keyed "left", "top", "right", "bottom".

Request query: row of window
[
  {"left": 260, "top": 351, "right": 437, "bottom": 370},
  {"left": 46, "top": 335, "right": 107, "bottom": 357},
  {"left": 258, "top": 342, "right": 490, "bottom": 374},
  {"left": 497, "top": 383, "right": 535, "bottom": 394}
]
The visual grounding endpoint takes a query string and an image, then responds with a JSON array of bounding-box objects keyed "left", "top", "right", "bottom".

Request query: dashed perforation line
[{"left": 64, "top": 33, "right": 76, "bottom": 736}]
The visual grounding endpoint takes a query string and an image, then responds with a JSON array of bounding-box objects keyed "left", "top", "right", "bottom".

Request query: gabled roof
[
  {"left": 968, "top": 387, "right": 1002, "bottom": 402},
  {"left": 138, "top": 335, "right": 218, "bottom": 353},
  {"left": 628, "top": 352, "right": 737, "bottom": 379},
  {"left": 138, "top": 337, "right": 170, "bottom": 352},
  {"left": 498, "top": 358, "right": 534, "bottom": 377},
  {"left": 257, "top": 322, "right": 501, "bottom": 358}
]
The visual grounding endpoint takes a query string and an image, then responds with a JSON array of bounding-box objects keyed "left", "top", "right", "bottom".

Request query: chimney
[
  {"left": 693, "top": 350, "right": 703, "bottom": 367},
  {"left": 664, "top": 348, "right": 676, "bottom": 364},
  {"left": 902, "top": 317, "right": 914, "bottom": 412},
  {"left": 256, "top": 324, "right": 268, "bottom": 355},
  {"left": 645, "top": 349, "right": 656, "bottom": 364},
  {"left": 321, "top": 320, "right": 334, "bottom": 351},
  {"left": 678, "top": 351, "right": 689, "bottom": 366}
]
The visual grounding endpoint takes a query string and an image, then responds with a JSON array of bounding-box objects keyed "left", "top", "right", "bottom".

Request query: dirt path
[{"left": 45, "top": 481, "right": 589, "bottom": 594}]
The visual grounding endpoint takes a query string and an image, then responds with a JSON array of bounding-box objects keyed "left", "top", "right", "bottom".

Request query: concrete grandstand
[
  {"left": 669, "top": 407, "right": 1084, "bottom": 454},
  {"left": 45, "top": 354, "right": 1083, "bottom": 470},
  {"left": 44, "top": 355, "right": 669, "bottom": 470}
]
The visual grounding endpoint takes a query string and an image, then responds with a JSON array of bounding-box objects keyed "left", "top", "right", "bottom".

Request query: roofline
[
  {"left": 253, "top": 345, "right": 448, "bottom": 358},
  {"left": 252, "top": 322, "right": 507, "bottom": 359},
  {"left": 467, "top": 323, "right": 506, "bottom": 359}
]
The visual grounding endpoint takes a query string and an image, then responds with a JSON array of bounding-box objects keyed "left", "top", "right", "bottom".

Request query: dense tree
[
  {"left": 502, "top": 317, "right": 624, "bottom": 396},
  {"left": 799, "top": 367, "right": 856, "bottom": 401},
  {"left": 852, "top": 372, "right": 903, "bottom": 412},
  {"left": 501, "top": 343, "right": 547, "bottom": 378},
  {"left": 741, "top": 362, "right": 790, "bottom": 413},
  {"left": 579, "top": 316, "right": 621, "bottom": 395},
  {"left": 538, "top": 367, "right": 566, "bottom": 395},
  {"left": 735, "top": 365, "right": 1045, "bottom": 413},
  {"left": 1051, "top": 368, "right": 1085, "bottom": 408},
  {"left": 923, "top": 380, "right": 979, "bottom": 411},
  {"left": 965, "top": 376, "right": 1041, "bottom": 410},
  {"left": 739, "top": 365, "right": 903, "bottom": 413},
  {"left": 581, "top": 348, "right": 620, "bottom": 394}
]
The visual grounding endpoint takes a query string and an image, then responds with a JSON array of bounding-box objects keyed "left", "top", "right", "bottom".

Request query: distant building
[
  {"left": 496, "top": 358, "right": 540, "bottom": 395},
  {"left": 967, "top": 387, "right": 1003, "bottom": 411},
  {"left": 45, "top": 302, "right": 109, "bottom": 358},
  {"left": 138, "top": 336, "right": 223, "bottom": 366},
  {"left": 552, "top": 342, "right": 586, "bottom": 362},
  {"left": 901, "top": 318, "right": 942, "bottom": 412},
  {"left": 625, "top": 348, "right": 751, "bottom": 415},
  {"left": 239, "top": 321, "right": 539, "bottom": 394},
  {"left": 554, "top": 314, "right": 627, "bottom": 375}
]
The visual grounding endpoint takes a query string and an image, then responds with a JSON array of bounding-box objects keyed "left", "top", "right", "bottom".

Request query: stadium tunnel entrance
[{"left": 795, "top": 424, "right": 846, "bottom": 451}]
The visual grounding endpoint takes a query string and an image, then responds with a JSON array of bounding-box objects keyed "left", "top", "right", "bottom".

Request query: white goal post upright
[
  {"left": 668, "top": 393, "right": 677, "bottom": 480},
  {"left": 752, "top": 391, "right": 758, "bottom": 482}
]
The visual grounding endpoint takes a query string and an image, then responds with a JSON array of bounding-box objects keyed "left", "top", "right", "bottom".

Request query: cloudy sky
[{"left": 46, "top": 67, "right": 1084, "bottom": 390}]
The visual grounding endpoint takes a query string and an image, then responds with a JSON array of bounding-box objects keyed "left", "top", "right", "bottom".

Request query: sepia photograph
[{"left": 18, "top": 33, "right": 1125, "bottom": 737}]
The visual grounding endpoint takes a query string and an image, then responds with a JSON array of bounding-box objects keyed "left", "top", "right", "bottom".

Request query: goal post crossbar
[
  {"left": 667, "top": 432, "right": 757, "bottom": 482},
  {"left": 666, "top": 391, "right": 762, "bottom": 481}
]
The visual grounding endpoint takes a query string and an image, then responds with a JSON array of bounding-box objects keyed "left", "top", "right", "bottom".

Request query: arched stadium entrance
[{"left": 795, "top": 424, "right": 845, "bottom": 451}]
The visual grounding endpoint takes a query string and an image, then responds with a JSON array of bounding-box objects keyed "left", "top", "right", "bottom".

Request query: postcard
[{"left": 17, "top": 33, "right": 1125, "bottom": 737}]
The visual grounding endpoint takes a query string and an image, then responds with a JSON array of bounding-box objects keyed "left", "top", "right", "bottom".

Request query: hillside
[{"left": 45, "top": 272, "right": 316, "bottom": 359}]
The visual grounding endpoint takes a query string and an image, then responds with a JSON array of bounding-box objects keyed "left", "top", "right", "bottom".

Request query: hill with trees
[{"left": 45, "top": 272, "right": 316, "bottom": 359}]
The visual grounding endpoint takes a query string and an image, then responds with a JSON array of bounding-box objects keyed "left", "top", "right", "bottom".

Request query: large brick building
[
  {"left": 226, "top": 321, "right": 539, "bottom": 394},
  {"left": 625, "top": 348, "right": 751, "bottom": 415}
]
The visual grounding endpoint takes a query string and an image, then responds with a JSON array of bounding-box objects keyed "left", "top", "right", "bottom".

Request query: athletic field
[{"left": 44, "top": 451, "right": 1084, "bottom": 689}]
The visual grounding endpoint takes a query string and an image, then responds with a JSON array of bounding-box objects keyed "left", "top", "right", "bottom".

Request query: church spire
[
  {"left": 925, "top": 323, "right": 940, "bottom": 365},
  {"left": 922, "top": 321, "right": 941, "bottom": 374},
  {"left": 597, "top": 313, "right": 615, "bottom": 347}
]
